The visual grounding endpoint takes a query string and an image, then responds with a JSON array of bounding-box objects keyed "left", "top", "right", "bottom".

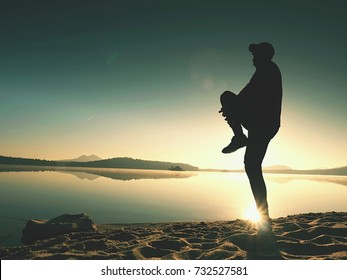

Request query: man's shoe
[
  {"left": 222, "top": 135, "right": 247, "bottom": 153},
  {"left": 257, "top": 215, "right": 272, "bottom": 234}
]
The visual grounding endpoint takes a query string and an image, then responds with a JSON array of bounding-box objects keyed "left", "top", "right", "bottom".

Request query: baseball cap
[{"left": 249, "top": 42, "right": 275, "bottom": 58}]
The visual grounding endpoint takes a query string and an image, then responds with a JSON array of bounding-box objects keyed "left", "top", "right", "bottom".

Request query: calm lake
[{"left": 0, "top": 166, "right": 346, "bottom": 246}]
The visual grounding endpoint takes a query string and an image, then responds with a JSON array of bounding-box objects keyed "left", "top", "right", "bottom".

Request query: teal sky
[{"left": 1, "top": 0, "right": 346, "bottom": 169}]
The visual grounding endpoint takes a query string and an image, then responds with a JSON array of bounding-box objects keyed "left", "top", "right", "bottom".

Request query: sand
[{"left": 1, "top": 212, "right": 346, "bottom": 260}]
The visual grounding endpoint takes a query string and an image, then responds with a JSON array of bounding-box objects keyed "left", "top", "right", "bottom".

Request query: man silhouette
[{"left": 219, "top": 42, "right": 282, "bottom": 232}]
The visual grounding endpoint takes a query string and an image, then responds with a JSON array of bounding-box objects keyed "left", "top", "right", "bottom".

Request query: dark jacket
[{"left": 238, "top": 61, "right": 282, "bottom": 133}]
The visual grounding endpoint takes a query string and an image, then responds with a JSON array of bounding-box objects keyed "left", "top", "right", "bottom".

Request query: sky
[{"left": 1, "top": 0, "right": 346, "bottom": 170}]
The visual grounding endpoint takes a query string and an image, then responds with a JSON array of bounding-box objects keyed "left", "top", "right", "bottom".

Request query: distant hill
[
  {"left": 201, "top": 165, "right": 347, "bottom": 176},
  {"left": 263, "top": 165, "right": 292, "bottom": 171},
  {"left": 59, "top": 155, "right": 102, "bottom": 162},
  {"left": 261, "top": 166, "right": 347, "bottom": 176},
  {"left": 0, "top": 155, "right": 199, "bottom": 171},
  {"left": 66, "top": 157, "right": 199, "bottom": 171},
  {"left": 285, "top": 166, "right": 347, "bottom": 176},
  {"left": 0, "top": 156, "right": 55, "bottom": 167}
]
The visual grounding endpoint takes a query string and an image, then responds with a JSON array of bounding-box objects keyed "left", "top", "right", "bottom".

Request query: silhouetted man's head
[{"left": 249, "top": 42, "right": 275, "bottom": 67}]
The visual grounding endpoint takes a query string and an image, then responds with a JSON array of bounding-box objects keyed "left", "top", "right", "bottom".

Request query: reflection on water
[
  {"left": 0, "top": 165, "right": 196, "bottom": 181},
  {"left": 0, "top": 166, "right": 346, "bottom": 246},
  {"left": 266, "top": 173, "right": 347, "bottom": 187}
]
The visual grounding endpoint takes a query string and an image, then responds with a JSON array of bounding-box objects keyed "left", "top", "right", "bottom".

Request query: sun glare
[{"left": 244, "top": 205, "right": 260, "bottom": 222}]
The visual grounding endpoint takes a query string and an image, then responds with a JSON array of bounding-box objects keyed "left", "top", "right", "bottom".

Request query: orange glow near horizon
[{"left": 1, "top": 106, "right": 346, "bottom": 171}]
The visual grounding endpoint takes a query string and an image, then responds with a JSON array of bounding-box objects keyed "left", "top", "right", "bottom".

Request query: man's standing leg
[{"left": 244, "top": 131, "right": 272, "bottom": 223}]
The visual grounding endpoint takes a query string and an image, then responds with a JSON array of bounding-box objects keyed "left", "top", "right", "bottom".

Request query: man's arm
[{"left": 238, "top": 70, "right": 258, "bottom": 101}]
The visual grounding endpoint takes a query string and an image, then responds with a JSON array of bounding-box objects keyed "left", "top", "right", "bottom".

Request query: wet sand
[{"left": 1, "top": 212, "right": 346, "bottom": 260}]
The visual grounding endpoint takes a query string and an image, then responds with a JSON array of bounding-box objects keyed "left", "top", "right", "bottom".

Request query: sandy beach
[{"left": 1, "top": 212, "right": 346, "bottom": 260}]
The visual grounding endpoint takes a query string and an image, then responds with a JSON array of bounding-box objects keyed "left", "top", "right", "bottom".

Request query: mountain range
[
  {"left": 0, "top": 155, "right": 346, "bottom": 175},
  {"left": 59, "top": 155, "right": 102, "bottom": 162},
  {"left": 197, "top": 165, "right": 347, "bottom": 176},
  {"left": 0, "top": 155, "right": 199, "bottom": 171}
]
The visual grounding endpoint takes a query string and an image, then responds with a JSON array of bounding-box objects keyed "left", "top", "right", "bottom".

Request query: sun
[{"left": 244, "top": 205, "right": 260, "bottom": 222}]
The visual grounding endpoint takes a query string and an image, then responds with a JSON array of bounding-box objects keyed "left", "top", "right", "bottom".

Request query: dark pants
[
  {"left": 244, "top": 130, "right": 277, "bottom": 217},
  {"left": 220, "top": 91, "right": 278, "bottom": 217}
]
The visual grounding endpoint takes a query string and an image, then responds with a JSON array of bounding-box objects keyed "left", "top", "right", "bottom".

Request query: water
[{"left": 0, "top": 166, "right": 346, "bottom": 246}]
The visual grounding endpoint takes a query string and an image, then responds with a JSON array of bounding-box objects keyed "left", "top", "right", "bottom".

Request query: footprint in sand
[{"left": 149, "top": 239, "right": 190, "bottom": 251}]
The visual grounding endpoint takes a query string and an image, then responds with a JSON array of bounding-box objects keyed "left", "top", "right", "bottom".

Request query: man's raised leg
[{"left": 220, "top": 91, "right": 247, "bottom": 153}]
